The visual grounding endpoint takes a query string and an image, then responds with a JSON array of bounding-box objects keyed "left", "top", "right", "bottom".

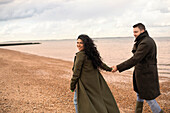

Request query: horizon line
[{"left": 1, "top": 36, "right": 170, "bottom": 42}]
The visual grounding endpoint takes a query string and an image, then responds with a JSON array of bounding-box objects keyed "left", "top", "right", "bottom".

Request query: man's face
[{"left": 133, "top": 27, "right": 144, "bottom": 38}]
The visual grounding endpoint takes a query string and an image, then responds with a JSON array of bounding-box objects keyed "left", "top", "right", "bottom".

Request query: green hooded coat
[{"left": 70, "top": 51, "right": 120, "bottom": 113}]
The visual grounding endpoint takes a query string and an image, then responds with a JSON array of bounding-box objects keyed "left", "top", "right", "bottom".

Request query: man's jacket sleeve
[{"left": 117, "top": 41, "right": 151, "bottom": 72}]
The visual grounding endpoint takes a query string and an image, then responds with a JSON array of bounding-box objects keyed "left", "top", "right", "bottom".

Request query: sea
[{"left": 1, "top": 37, "right": 170, "bottom": 78}]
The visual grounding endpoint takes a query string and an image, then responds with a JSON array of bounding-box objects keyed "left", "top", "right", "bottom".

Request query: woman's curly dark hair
[{"left": 77, "top": 34, "right": 102, "bottom": 69}]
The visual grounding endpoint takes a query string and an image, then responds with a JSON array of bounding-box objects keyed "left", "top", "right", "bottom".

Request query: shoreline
[{"left": 0, "top": 48, "right": 169, "bottom": 113}]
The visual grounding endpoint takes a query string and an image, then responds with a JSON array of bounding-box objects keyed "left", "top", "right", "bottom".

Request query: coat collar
[
  {"left": 132, "top": 31, "right": 149, "bottom": 54},
  {"left": 76, "top": 50, "right": 85, "bottom": 55},
  {"left": 134, "top": 30, "right": 149, "bottom": 42}
]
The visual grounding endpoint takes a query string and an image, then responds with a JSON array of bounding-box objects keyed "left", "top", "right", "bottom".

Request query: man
[{"left": 112, "top": 23, "right": 163, "bottom": 113}]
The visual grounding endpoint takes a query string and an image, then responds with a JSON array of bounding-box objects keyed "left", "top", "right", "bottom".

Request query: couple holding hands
[{"left": 70, "top": 23, "right": 164, "bottom": 113}]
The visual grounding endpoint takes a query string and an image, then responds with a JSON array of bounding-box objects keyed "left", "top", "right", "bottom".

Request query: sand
[{"left": 0, "top": 48, "right": 169, "bottom": 113}]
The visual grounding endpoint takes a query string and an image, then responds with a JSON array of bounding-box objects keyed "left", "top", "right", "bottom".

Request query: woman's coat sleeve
[{"left": 70, "top": 52, "right": 85, "bottom": 90}]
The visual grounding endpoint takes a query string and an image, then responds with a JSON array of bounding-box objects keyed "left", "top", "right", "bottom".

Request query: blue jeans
[
  {"left": 137, "top": 93, "right": 161, "bottom": 113},
  {"left": 74, "top": 90, "right": 78, "bottom": 113}
]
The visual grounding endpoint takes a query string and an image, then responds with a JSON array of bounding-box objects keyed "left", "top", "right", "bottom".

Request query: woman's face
[{"left": 77, "top": 39, "right": 84, "bottom": 51}]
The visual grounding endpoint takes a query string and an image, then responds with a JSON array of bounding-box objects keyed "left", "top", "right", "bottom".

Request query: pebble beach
[{"left": 0, "top": 48, "right": 169, "bottom": 113}]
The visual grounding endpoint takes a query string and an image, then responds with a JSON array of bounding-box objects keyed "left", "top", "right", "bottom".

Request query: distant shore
[{"left": 0, "top": 48, "right": 169, "bottom": 113}]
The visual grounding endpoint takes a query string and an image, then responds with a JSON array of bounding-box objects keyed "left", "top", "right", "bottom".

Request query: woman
[{"left": 70, "top": 34, "right": 120, "bottom": 113}]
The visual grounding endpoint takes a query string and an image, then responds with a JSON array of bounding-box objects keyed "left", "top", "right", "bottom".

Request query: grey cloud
[
  {"left": 146, "top": 0, "right": 170, "bottom": 14},
  {"left": 0, "top": 1, "right": 61, "bottom": 21},
  {"left": 0, "top": 0, "right": 134, "bottom": 22},
  {"left": 45, "top": 0, "right": 134, "bottom": 21},
  {"left": 0, "top": 8, "right": 37, "bottom": 21},
  {"left": 149, "top": 24, "right": 170, "bottom": 27},
  {"left": 159, "top": 8, "right": 170, "bottom": 13},
  {"left": 0, "top": 0, "right": 14, "bottom": 4}
]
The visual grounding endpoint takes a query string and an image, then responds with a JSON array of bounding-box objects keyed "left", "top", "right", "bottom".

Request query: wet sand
[{"left": 0, "top": 48, "right": 169, "bottom": 113}]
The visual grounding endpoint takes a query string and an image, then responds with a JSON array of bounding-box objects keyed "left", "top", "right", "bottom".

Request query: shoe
[{"left": 135, "top": 101, "right": 143, "bottom": 113}]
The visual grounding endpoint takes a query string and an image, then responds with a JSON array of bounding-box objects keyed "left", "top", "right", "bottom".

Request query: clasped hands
[{"left": 111, "top": 65, "right": 117, "bottom": 72}]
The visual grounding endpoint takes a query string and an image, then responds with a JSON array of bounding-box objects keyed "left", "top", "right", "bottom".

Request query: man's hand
[{"left": 112, "top": 65, "right": 118, "bottom": 72}]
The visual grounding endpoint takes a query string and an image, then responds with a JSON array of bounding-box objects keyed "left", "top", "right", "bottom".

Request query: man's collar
[{"left": 134, "top": 30, "right": 149, "bottom": 42}]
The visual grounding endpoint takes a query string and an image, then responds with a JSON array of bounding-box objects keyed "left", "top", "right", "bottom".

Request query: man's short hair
[{"left": 133, "top": 23, "right": 145, "bottom": 31}]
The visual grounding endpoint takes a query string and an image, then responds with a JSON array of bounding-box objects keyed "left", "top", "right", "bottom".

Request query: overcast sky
[{"left": 0, "top": 0, "right": 170, "bottom": 42}]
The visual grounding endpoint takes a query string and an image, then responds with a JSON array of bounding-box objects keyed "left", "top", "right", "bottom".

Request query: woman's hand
[
  {"left": 71, "top": 90, "right": 74, "bottom": 92},
  {"left": 111, "top": 65, "right": 117, "bottom": 72}
]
